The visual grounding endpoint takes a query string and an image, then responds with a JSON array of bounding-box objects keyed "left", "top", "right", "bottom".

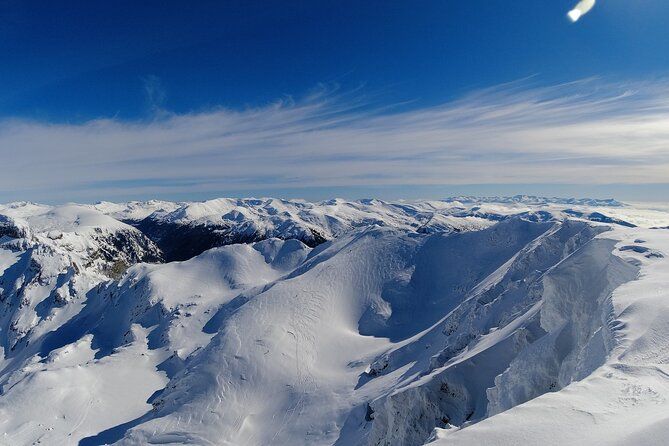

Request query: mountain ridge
[{"left": 0, "top": 198, "right": 668, "bottom": 445}]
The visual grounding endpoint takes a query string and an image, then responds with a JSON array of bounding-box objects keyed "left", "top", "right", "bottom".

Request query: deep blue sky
[
  {"left": 3, "top": 0, "right": 668, "bottom": 121},
  {"left": 2, "top": 0, "right": 669, "bottom": 203}
]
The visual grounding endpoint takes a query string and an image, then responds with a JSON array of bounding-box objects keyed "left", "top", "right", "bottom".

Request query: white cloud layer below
[{"left": 2, "top": 79, "right": 669, "bottom": 202}]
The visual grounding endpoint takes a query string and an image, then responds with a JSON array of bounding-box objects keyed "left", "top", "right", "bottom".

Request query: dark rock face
[
  {"left": 129, "top": 218, "right": 327, "bottom": 262},
  {"left": 89, "top": 228, "right": 164, "bottom": 277},
  {"left": 0, "top": 215, "right": 28, "bottom": 239},
  {"left": 93, "top": 229, "right": 163, "bottom": 264},
  {"left": 129, "top": 219, "right": 232, "bottom": 262},
  {"left": 586, "top": 212, "right": 636, "bottom": 228}
]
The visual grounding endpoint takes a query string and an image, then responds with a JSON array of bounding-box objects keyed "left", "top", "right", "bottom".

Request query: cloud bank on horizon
[{"left": 1, "top": 78, "right": 669, "bottom": 203}]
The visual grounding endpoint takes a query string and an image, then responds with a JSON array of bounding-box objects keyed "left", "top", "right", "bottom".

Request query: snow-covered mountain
[
  {"left": 1, "top": 197, "right": 668, "bottom": 445},
  {"left": 92, "top": 198, "right": 496, "bottom": 261},
  {"left": 88, "top": 196, "right": 643, "bottom": 262}
]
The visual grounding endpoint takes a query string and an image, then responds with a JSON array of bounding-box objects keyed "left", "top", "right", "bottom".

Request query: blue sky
[{"left": 1, "top": 0, "right": 669, "bottom": 203}]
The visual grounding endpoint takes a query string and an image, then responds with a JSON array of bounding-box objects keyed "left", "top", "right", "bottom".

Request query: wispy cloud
[
  {"left": 2, "top": 78, "right": 669, "bottom": 202},
  {"left": 141, "top": 75, "right": 168, "bottom": 115}
]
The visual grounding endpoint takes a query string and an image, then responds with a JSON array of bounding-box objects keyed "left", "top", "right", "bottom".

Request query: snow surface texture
[{"left": 0, "top": 197, "right": 668, "bottom": 445}]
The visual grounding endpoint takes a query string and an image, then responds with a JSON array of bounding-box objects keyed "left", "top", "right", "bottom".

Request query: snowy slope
[
  {"left": 0, "top": 198, "right": 668, "bottom": 445},
  {"left": 428, "top": 226, "right": 669, "bottom": 446},
  {"left": 0, "top": 203, "right": 162, "bottom": 416}
]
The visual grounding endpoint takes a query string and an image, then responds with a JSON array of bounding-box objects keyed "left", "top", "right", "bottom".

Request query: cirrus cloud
[{"left": 1, "top": 78, "right": 669, "bottom": 202}]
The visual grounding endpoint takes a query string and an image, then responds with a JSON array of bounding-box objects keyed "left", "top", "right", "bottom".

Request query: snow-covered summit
[{"left": 89, "top": 200, "right": 182, "bottom": 222}]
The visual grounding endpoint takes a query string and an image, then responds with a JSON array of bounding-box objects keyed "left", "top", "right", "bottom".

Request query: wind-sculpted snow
[
  {"left": 426, "top": 231, "right": 669, "bottom": 445},
  {"left": 0, "top": 198, "right": 668, "bottom": 445}
]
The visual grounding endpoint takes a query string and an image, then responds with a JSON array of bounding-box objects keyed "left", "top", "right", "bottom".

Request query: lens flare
[{"left": 568, "top": 0, "right": 596, "bottom": 22}]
